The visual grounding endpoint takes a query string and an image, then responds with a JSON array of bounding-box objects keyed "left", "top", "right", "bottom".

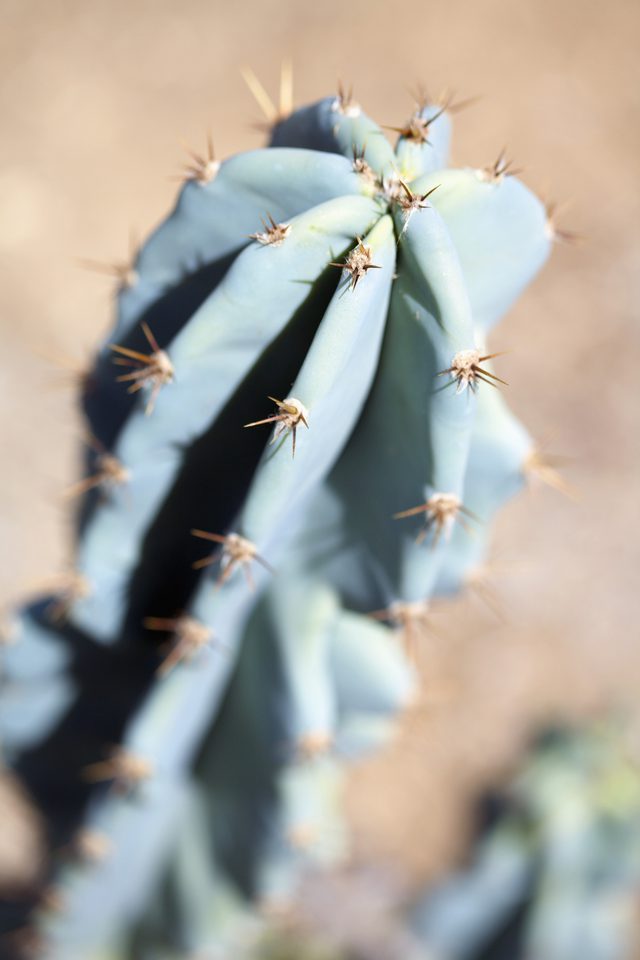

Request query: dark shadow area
[
  {"left": 475, "top": 888, "right": 534, "bottom": 960},
  {"left": 120, "top": 261, "right": 342, "bottom": 641},
  {"left": 193, "top": 596, "right": 292, "bottom": 898},
  {"left": 1, "top": 600, "right": 158, "bottom": 950},
  {"left": 80, "top": 248, "right": 240, "bottom": 458}
]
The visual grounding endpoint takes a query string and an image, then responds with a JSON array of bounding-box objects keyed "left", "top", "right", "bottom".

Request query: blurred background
[{"left": 1, "top": 0, "right": 638, "bottom": 946}]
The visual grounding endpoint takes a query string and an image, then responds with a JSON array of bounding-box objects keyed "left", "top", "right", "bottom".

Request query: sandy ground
[{"left": 1, "top": 0, "right": 639, "bottom": 903}]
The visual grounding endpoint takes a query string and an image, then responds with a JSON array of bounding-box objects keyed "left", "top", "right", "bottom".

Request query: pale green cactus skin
[{"left": 0, "top": 87, "right": 554, "bottom": 959}]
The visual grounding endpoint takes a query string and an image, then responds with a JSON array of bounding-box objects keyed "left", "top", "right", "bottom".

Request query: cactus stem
[
  {"left": 109, "top": 321, "right": 174, "bottom": 415},
  {"left": 249, "top": 213, "right": 292, "bottom": 246},
  {"left": 479, "top": 149, "right": 522, "bottom": 183},
  {"left": 143, "top": 614, "right": 217, "bottom": 676},
  {"left": 393, "top": 493, "right": 477, "bottom": 546},
  {"left": 244, "top": 396, "right": 309, "bottom": 457},
  {"left": 330, "top": 237, "right": 381, "bottom": 290},
  {"left": 190, "top": 530, "right": 273, "bottom": 588},
  {"left": 438, "top": 349, "right": 508, "bottom": 393},
  {"left": 82, "top": 747, "right": 153, "bottom": 793},
  {"left": 178, "top": 133, "right": 220, "bottom": 185}
]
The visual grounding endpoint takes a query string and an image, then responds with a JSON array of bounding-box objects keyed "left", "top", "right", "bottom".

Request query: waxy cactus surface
[{"left": 0, "top": 81, "right": 560, "bottom": 959}]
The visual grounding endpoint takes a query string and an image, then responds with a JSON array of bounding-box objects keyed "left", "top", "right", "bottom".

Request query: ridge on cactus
[{"left": 0, "top": 73, "right": 568, "bottom": 960}]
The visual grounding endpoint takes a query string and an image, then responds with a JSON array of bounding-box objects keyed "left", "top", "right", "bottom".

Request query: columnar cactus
[{"left": 1, "top": 77, "right": 562, "bottom": 958}]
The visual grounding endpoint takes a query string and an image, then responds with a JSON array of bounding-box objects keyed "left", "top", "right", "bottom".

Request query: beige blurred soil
[{"left": 0, "top": 0, "right": 639, "bottom": 903}]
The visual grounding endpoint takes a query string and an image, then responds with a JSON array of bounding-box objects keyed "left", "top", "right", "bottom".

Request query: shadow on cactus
[{"left": 0, "top": 74, "right": 567, "bottom": 958}]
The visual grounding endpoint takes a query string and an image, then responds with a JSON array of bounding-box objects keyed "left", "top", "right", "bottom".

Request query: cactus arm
[
  {"left": 412, "top": 168, "right": 552, "bottom": 331},
  {"left": 270, "top": 96, "right": 397, "bottom": 180}
]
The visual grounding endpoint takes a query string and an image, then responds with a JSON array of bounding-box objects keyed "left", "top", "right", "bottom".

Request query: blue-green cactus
[{"left": 0, "top": 82, "right": 559, "bottom": 959}]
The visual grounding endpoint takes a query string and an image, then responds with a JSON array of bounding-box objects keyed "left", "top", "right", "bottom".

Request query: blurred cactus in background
[
  {"left": 0, "top": 74, "right": 563, "bottom": 958},
  {"left": 409, "top": 720, "right": 640, "bottom": 960}
]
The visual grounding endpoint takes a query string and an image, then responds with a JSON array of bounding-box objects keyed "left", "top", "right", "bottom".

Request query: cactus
[
  {"left": 0, "top": 79, "right": 560, "bottom": 959},
  {"left": 408, "top": 721, "right": 640, "bottom": 960}
]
